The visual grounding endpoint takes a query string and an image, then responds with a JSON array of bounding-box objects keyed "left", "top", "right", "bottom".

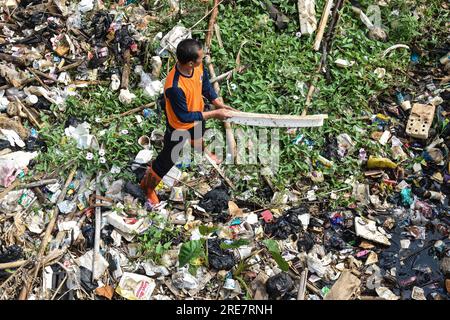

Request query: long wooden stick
[
  {"left": 205, "top": 0, "right": 220, "bottom": 51},
  {"left": 26, "top": 68, "right": 50, "bottom": 91},
  {"left": 14, "top": 97, "right": 42, "bottom": 129},
  {"left": 58, "top": 60, "right": 83, "bottom": 72},
  {"left": 28, "top": 68, "right": 56, "bottom": 82},
  {"left": 313, "top": 0, "right": 334, "bottom": 51},
  {"left": 121, "top": 49, "right": 131, "bottom": 90},
  {"left": 205, "top": 57, "right": 237, "bottom": 161},
  {"left": 321, "top": 0, "right": 345, "bottom": 81},
  {"left": 306, "top": 281, "right": 322, "bottom": 297},
  {"left": 297, "top": 269, "right": 308, "bottom": 300},
  {"left": 214, "top": 24, "right": 224, "bottom": 48},
  {"left": 190, "top": 0, "right": 225, "bottom": 31},
  {"left": 18, "top": 167, "right": 77, "bottom": 300},
  {"left": 209, "top": 70, "right": 233, "bottom": 84},
  {"left": 33, "top": 186, "right": 48, "bottom": 204},
  {"left": 205, "top": 154, "right": 235, "bottom": 190},
  {"left": 304, "top": 0, "right": 344, "bottom": 115},
  {"left": 0, "top": 53, "right": 27, "bottom": 66},
  {"left": 103, "top": 102, "right": 156, "bottom": 123},
  {"left": 0, "top": 260, "right": 27, "bottom": 270},
  {"left": 92, "top": 173, "right": 102, "bottom": 282},
  {"left": 203, "top": 1, "right": 237, "bottom": 162},
  {"left": 19, "top": 179, "right": 58, "bottom": 189}
]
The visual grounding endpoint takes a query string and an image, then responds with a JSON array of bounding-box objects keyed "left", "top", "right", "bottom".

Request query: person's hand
[
  {"left": 222, "top": 104, "right": 240, "bottom": 112},
  {"left": 214, "top": 109, "right": 233, "bottom": 120}
]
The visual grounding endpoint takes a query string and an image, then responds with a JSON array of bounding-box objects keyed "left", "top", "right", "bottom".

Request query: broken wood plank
[
  {"left": 297, "top": 269, "right": 308, "bottom": 300},
  {"left": 214, "top": 23, "right": 224, "bottom": 48},
  {"left": 226, "top": 111, "right": 328, "bottom": 128},
  {"left": 313, "top": 0, "right": 334, "bottom": 51},
  {"left": 205, "top": 154, "right": 235, "bottom": 190},
  {"left": 121, "top": 49, "right": 131, "bottom": 89}
]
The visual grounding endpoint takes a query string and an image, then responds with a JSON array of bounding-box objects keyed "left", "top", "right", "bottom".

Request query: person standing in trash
[{"left": 140, "top": 38, "right": 237, "bottom": 207}]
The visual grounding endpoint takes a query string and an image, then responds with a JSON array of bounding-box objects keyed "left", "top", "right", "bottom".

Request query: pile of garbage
[{"left": 0, "top": 0, "right": 449, "bottom": 301}]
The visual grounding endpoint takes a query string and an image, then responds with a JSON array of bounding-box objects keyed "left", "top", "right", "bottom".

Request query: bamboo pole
[
  {"left": 92, "top": 173, "right": 102, "bottom": 282},
  {"left": 312, "top": 0, "right": 334, "bottom": 51}
]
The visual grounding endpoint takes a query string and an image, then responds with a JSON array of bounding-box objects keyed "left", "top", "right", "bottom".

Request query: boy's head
[{"left": 176, "top": 39, "right": 204, "bottom": 67}]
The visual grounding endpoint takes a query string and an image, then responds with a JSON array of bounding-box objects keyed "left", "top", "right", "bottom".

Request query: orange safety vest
[{"left": 164, "top": 64, "right": 205, "bottom": 130}]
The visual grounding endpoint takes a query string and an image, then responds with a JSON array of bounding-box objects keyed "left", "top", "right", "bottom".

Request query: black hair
[{"left": 176, "top": 39, "right": 202, "bottom": 64}]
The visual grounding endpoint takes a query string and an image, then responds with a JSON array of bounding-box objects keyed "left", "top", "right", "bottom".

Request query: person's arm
[
  {"left": 202, "top": 67, "right": 218, "bottom": 102},
  {"left": 211, "top": 98, "right": 238, "bottom": 112},
  {"left": 202, "top": 108, "right": 233, "bottom": 120},
  {"left": 166, "top": 87, "right": 232, "bottom": 121}
]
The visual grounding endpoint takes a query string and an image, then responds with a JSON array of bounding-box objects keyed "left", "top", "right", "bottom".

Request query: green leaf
[
  {"left": 270, "top": 251, "right": 289, "bottom": 272},
  {"left": 178, "top": 240, "right": 204, "bottom": 268},
  {"left": 220, "top": 239, "right": 250, "bottom": 250},
  {"left": 199, "top": 225, "right": 218, "bottom": 236},
  {"left": 262, "top": 239, "right": 279, "bottom": 252},
  {"left": 188, "top": 264, "right": 199, "bottom": 276},
  {"left": 262, "top": 239, "right": 289, "bottom": 272}
]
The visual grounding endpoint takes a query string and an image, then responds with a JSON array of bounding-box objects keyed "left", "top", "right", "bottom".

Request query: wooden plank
[
  {"left": 226, "top": 111, "right": 328, "bottom": 128},
  {"left": 312, "top": 0, "right": 334, "bottom": 51},
  {"left": 92, "top": 173, "right": 102, "bottom": 282},
  {"left": 205, "top": 154, "right": 235, "bottom": 190},
  {"left": 0, "top": 260, "right": 27, "bottom": 270},
  {"left": 214, "top": 23, "right": 224, "bottom": 48},
  {"left": 297, "top": 269, "right": 308, "bottom": 300}
]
